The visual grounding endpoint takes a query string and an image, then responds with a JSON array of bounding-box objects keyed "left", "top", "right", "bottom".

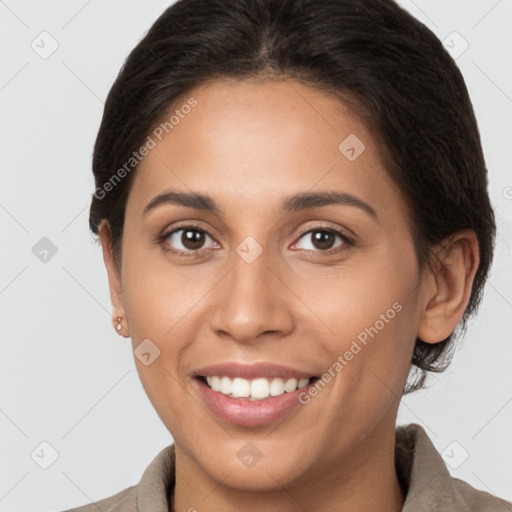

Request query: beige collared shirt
[{"left": 62, "top": 423, "right": 512, "bottom": 511}]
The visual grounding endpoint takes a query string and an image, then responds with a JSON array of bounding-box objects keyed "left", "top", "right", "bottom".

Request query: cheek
[
  {"left": 121, "top": 240, "right": 203, "bottom": 340},
  {"left": 303, "top": 251, "right": 416, "bottom": 341},
  {"left": 119, "top": 246, "right": 190, "bottom": 397},
  {"left": 310, "top": 247, "right": 419, "bottom": 395}
]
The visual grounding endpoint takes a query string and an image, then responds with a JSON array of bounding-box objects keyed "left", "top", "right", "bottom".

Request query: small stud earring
[{"left": 117, "top": 316, "right": 122, "bottom": 333}]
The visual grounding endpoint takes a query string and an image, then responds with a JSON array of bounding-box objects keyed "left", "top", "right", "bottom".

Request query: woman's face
[{"left": 105, "top": 78, "right": 431, "bottom": 490}]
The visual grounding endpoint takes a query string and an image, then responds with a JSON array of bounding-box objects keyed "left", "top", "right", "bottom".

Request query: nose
[{"left": 209, "top": 245, "right": 295, "bottom": 344}]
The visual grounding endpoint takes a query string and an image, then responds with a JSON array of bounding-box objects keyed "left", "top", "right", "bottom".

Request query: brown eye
[
  {"left": 293, "top": 228, "right": 352, "bottom": 254},
  {"left": 162, "top": 226, "right": 218, "bottom": 254},
  {"left": 180, "top": 229, "right": 206, "bottom": 250},
  {"left": 310, "top": 230, "right": 336, "bottom": 250}
]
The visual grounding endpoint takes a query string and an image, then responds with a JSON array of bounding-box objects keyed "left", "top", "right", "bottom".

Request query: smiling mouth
[{"left": 196, "top": 375, "right": 320, "bottom": 401}]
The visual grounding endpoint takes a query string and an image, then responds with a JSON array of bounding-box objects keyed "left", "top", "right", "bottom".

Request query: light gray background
[{"left": 1, "top": 1, "right": 511, "bottom": 510}]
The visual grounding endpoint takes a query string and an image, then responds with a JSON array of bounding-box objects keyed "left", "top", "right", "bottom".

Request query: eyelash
[{"left": 157, "top": 223, "right": 355, "bottom": 258}]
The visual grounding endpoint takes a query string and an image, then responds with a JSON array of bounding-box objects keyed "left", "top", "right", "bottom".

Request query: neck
[{"left": 170, "top": 423, "right": 405, "bottom": 512}]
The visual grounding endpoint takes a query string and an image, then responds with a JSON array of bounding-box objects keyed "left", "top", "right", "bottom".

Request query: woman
[{"left": 66, "top": 0, "right": 512, "bottom": 510}]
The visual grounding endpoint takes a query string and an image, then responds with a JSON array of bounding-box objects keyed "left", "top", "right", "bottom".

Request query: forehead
[{"left": 127, "top": 77, "right": 402, "bottom": 221}]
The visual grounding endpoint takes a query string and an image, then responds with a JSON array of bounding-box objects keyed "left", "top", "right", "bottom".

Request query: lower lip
[{"left": 194, "top": 377, "right": 316, "bottom": 427}]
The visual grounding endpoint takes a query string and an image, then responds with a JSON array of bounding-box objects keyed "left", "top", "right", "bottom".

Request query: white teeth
[
  {"left": 211, "top": 376, "right": 221, "bottom": 392},
  {"left": 284, "top": 378, "right": 298, "bottom": 392},
  {"left": 297, "top": 378, "right": 310, "bottom": 389},
  {"left": 202, "top": 375, "right": 312, "bottom": 400},
  {"left": 251, "top": 378, "right": 269, "bottom": 399},
  {"left": 231, "top": 377, "right": 250, "bottom": 398},
  {"left": 220, "top": 376, "right": 232, "bottom": 395},
  {"left": 269, "top": 377, "right": 285, "bottom": 396}
]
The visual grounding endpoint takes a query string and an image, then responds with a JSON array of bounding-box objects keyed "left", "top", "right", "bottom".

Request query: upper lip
[{"left": 193, "top": 362, "right": 317, "bottom": 380}]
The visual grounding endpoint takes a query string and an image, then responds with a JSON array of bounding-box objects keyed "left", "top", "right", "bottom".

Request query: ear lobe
[
  {"left": 98, "top": 220, "right": 125, "bottom": 318},
  {"left": 417, "top": 229, "right": 480, "bottom": 344}
]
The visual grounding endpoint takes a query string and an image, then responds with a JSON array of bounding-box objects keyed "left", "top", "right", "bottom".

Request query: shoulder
[
  {"left": 450, "top": 477, "right": 512, "bottom": 511},
  {"left": 57, "top": 444, "right": 176, "bottom": 512},
  {"left": 59, "top": 484, "right": 137, "bottom": 512},
  {"left": 396, "top": 423, "right": 512, "bottom": 511}
]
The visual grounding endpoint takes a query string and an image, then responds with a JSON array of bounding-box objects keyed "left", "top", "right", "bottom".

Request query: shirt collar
[
  {"left": 135, "top": 423, "right": 489, "bottom": 511},
  {"left": 395, "top": 423, "right": 456, "bottom": 510}
]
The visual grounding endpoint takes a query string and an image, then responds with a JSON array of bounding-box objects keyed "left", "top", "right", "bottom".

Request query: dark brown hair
[{"left": 89, "top": 0, "right": 496, "bottom": 394}]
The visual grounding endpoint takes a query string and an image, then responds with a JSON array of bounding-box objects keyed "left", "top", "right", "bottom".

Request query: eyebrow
[{"left": 143, "top": 189, "right": 378, "bottom": 220}]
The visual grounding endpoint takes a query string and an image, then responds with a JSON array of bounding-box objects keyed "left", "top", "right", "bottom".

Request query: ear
[
  {"left": 417, "top": 229, "right": 480, "bottom": 344},
  {"left": 98, "top": 220, "right": 128, "bottom": 336}
]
